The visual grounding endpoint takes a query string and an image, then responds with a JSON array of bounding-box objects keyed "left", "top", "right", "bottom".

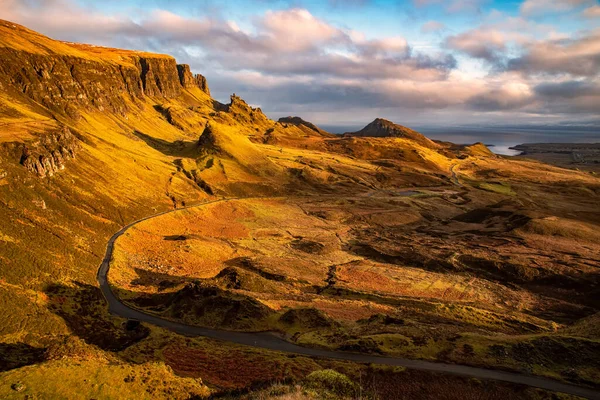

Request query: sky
[{"left": 2, "top": 0, "right": 600, "bottom": 129}]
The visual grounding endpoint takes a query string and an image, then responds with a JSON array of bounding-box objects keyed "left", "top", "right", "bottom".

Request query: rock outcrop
[
  {"left": 197, "top": 123, "right": 217, "bottom": 149},
  {"left": 0, "top": 49, "right": 187, "bottom": 116},
  {"left": 226, "top": 94, "right": 271, "bottom": 127},
  {"left": 19, "top": 127, "right": 79, "bottom": 177},
  {"left": 176, "top": 64, "right": 210, "bottom": 95},
  {"left": 163, "top": 282, "right": 273, "bottom": 330}
]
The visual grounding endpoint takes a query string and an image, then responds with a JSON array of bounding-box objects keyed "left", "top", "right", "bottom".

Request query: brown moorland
[{"left": 0, "top": 19, "right": 598, "bottom": 399}]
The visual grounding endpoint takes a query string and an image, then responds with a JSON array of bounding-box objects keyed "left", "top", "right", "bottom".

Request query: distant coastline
[{"left": 320, "top": 124, "right": 600, "bottom": 156}]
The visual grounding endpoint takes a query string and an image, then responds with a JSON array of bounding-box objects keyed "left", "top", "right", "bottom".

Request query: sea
[{"left": 321, "top": 125, "right": 600, "bottom": 156}]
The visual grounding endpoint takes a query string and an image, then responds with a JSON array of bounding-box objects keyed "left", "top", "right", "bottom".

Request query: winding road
[{"left": 97, "top": 198, "right": 600, "bottom": 400}]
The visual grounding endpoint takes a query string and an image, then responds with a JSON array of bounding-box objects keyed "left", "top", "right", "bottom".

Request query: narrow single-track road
[{"left": 97, "top": 198, "right": 599, "bottom": 400}]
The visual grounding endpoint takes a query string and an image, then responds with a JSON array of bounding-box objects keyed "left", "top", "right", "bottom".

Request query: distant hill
[
  {"left": 277, "top": 116, "right": 332, "bottom": 137},
  {"left": 343, "top": 118, "right": 438, "bottom": 148}
]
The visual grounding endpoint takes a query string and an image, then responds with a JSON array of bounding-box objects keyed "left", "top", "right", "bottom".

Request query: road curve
[{"left": 97, "top": 198, "right": 599, "bottom": 400}]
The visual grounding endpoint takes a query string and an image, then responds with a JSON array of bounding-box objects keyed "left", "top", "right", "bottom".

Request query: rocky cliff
[
  {"left": 177, "top": 64, "right": 210, "bottom": 96},
  {"left": 0, "top": 20, "right": 211, "bottom": 119}
]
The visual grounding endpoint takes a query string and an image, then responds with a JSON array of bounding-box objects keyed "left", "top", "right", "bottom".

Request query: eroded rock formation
[
  {"left": 176, "top": 64, "right": 210, "bottom": 95},
  {"left": 226, "top": 94, "right": 270, "bottom": 127},
  {"left": 19, "top": 127, "right": 80, "bottom": 177}
]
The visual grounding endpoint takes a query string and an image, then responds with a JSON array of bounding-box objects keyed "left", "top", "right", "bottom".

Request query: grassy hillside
[{"left": 0, "top": 19, "right": 598, "bottom": 399}]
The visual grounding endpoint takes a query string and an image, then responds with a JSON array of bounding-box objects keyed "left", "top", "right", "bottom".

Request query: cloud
[
  {"left": 260, "top": 8, "right": 343, "bottom": 52},
  {"left": 466, "top": 82, "right": 535, "bottom": 111},
  {"left": 520, "top": 0, "right": 593, "bottom": 16},
  {"left": 535, "top": 80, "right": 600, "bottom": 98},
  {"left": 445, "top": 29, "right": 507, "bottom": 62},
  {"left": 0, "top": 0, "right": 143, "bottom": 40},
  {"left": 583, "top": 4, "right": 600, "bottom": 17},
  {"left": 414, "top": 0, "right": 487, "bottom": 13},
  {"left": 220, "top": 70, "right": 486, "bottom": 111},
  {"left": 421, "top": 20, "right": 446, "bottom": 33},
  {"left": 508, "top": 29, "right": 600, "bottom": 77},
  {"left": 444, "top": 15, "right": 572, "bottom": 65},
  {"left": 534, "top": 81, "right": 600, "bottom": 113},
  {"left": 0, "top": 0, "right": 599, "bottom": 126}
]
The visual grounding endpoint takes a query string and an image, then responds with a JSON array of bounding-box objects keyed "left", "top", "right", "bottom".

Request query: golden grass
[
  {"left": 0, "top": 20, "right": 599, "bottom": 397},
  {"left": 0, "top": 359, "right": 209, "bottom": 399}
]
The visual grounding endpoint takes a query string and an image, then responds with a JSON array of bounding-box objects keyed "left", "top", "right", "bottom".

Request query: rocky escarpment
[
  {"left": 19, "top": 126, "right": 80, "bottom": 178},
  {"left": 177, "top": 64, "right": 210, "bottom": 96},
  {"left": 0, "top": 50, "right": 209, "bottom": 117},
  {"left": 138, "top": 57, "right": 181, "bottom": 98},
  {"left": 0, "top": 21, "right": 211, "bottom": 118}
]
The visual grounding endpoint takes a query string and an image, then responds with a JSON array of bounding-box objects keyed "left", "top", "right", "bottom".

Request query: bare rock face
[
  {"left": 176, "top": 64, "right": 210, "bottom": 95},
  {"left": 138, "top": 57, "right": 181, "bottom": 98},
  {"left": 0, "top": 52, "right": 211, "bottom": 116},
  {"left": 228, "top": 93, "right": 257, "bottom": 114},
  {"left": 19, "top": 127, "right": 80, "bottom": 177},
  {"left": 0, "top": 49, "right": 140, "bottom": 115},
  {"left": 197, "top": 123, "right": 217, "bottom": 149},
  {"left": 194, "top": 74, "right": 210, "bottom": 96}
]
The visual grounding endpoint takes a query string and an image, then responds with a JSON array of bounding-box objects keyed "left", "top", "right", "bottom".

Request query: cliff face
[
  {"left": 0, "top": 20, "right": 211, "bottom": 119},
  {"left": 177, "top": 64, "right": 210, "bottom": 96},
  {"left": 0, "top": 48, "right": 140, "bottom": 116},
  {"left": 138, "top": 57, "right": 181, "bottom": 98},
  {"left": 0, "top": 48, "right": 210, "bottom": 116}
]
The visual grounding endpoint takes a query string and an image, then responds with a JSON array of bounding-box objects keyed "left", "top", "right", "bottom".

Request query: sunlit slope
[{"left": 0, "top": 18, "right": 598, "bottom": 398}]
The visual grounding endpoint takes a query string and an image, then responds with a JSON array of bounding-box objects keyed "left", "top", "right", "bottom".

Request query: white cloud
[
  {"left": 446, "top": 29, "right": 508, "bottom": 61},
  {"left": 583, "top": 4, "right": 600, "bottom": 17},
  {"left": 414, "top": 0, "right": 486, "bottom": 13},
  {"left": 508, "top": 29, "right": 600, "bottom": 76},
  {"left": 0, "top": 0, "right": 598, "bottom": 125},
  {"left": 260, "top": 8, "right": 343, "bottom": 52},
  {"left": 520, "top": 0, "right": 593, "bottom": 16},
  {"left": 421, "top": 20, "right": 446, "bottom": 33}
]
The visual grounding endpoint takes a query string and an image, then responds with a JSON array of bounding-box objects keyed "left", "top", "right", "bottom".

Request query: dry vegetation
[{"left": 0, "top": 19, "right": 598, "bottom": 399}]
